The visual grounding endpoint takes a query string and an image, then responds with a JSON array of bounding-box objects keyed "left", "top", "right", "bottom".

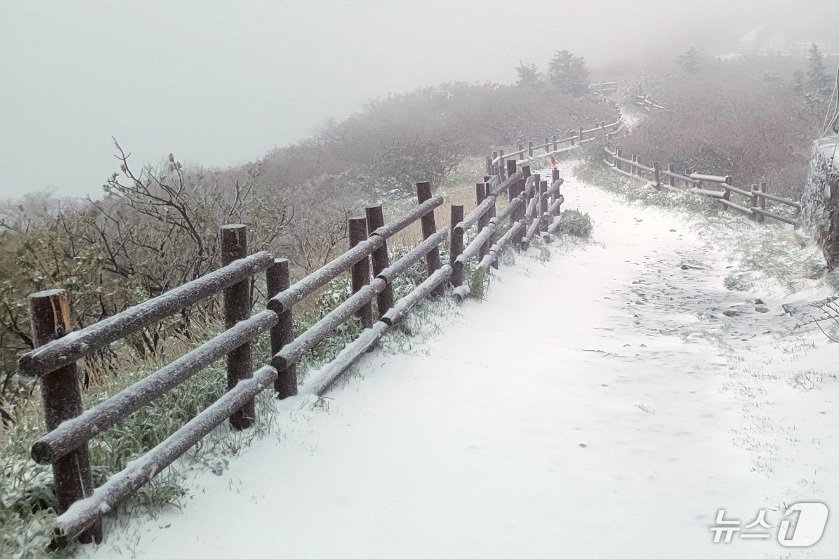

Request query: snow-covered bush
[{"left": 556, "top": 209, "right": 593, "bottom": 239}]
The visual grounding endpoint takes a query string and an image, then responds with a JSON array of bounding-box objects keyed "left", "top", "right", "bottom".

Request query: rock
[
  {"left": 670, "top": 229, "right": 677, "bottom": 232},
  {"left": 680, "top": 262, "right": 705, "bottom": 270},
  {"left": 755, "top": 306, "right": 770, "bottom": 313},
  {"left": 754, "top": 298, "right": 764, "bottom": 305},
  {"left": 723, "top": 310, "right": 739, "bottom": 317},
  {"left": 800, "top": 138, "right": 839, "bottom": 268},
  {"left": 782, "top": 303, "right": 798, "bottom": 315}
]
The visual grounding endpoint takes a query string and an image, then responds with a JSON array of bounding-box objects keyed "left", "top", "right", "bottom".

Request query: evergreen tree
[
  {"left": 676, "top": 47, "right": 701, "bottom": 74},
  {"left": 548, "top": 50, "right": 589, "bottom": 96},
  {"left": 515, "top": 61, "right": 542, "bottom": 89}
]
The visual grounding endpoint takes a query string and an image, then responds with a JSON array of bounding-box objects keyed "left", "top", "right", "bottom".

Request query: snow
[
  {"left": 83, "top": 168, "right": 839, "bottom": 558},
  {"left": 619, "top": 109, "right": 643, "bottom": 131}
]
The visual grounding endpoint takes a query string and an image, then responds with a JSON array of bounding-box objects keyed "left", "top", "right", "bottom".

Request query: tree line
[{"left": 0, "top": 53, "right": 613, "bottom": 413}]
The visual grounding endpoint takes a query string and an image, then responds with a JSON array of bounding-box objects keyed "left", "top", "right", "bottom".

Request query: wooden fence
[
  {"left": 634, "top": 94, "right": 665, "bottom": 111},
  {"left": 486, "top": 119, "right": 624, "bottom": 174},
  {"left": 602, "top": 146, "right": 803, "bottom": 227},
  {"left": 589, "top": 81, "right": 618, "bottom": 95},
  {"left": 19, "top": 160, "right": 567, "bottom": 544}
]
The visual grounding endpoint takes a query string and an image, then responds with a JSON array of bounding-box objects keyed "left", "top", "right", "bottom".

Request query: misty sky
[{"left": 1, "top": 1, "right": 836, "bottom": 199}]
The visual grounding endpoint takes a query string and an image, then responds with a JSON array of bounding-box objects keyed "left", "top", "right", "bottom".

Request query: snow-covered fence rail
[
  {"left": 602, "top": 146, "right": 802, "bottom": 228},
  {"left": 21, "top": 160, "right": 569, "bottom": 546},
  {"left": 634, "top": 94, "right": 665, "bottom": 111},
  {"left": 487, "top": 119, "right": 624, "bottom": 174},
  {"left": 590, "top": 81, "right": 618, "bottom": 94}
]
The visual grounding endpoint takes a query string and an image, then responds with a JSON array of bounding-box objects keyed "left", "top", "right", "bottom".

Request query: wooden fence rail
[
  {"left": 634, "top": 94, "right": 665, "bottom": 111},
  {"left": 602, "top": 146, "right": 802, "bottom": 228},
  {"left": 21, "top": 153, "right": 568, "bottom": 544},
  {"left": 488, "top": 119, "right": 624, "bottom": 171}
]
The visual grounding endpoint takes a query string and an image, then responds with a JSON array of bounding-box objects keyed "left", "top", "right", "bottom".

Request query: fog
[{"left": 1, "top": 0, "right": 836, "bottom": 198}]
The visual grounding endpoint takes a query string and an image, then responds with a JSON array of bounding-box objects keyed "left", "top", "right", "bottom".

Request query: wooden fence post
[
  {"left": 221, "top": 224, "right": 255, "bottom": 430},
  {"left": 653, "top": 161, "right": 661, "bottom": 190},
  {"left": 539, "top": 180, "right": 549, "bottom": 232},
  {"left": 498, "top": 149, "right": 505, "bottom": 178},
  {"left": 514, "top": 166, "right": 530, "bottom": 250},
  {"left": 667, "top": 163, "right": 675, "bottom": 186},
  {"left": 517, "top": 144, "right": 524, "bottom": 160},
  {"left": 506, "top": 159, "right": 517, "bottom": 183},
  {"left": 531, "top": 173, "right": 541, "bottom": 209},
  {"left": 267, "top": 258, "right": 297, "bottom": 398},
  {"left": 416, "top": 182, "right": 444, "bottom": 295},
  {"left": 450, "top": 205, "right": 465, "bottom": 287},
  {"left": 544, "top": 138, "right": 550, "bottom": 154},
  {"left": 507, "top": 164, "right": 516, "bottom": 203},
  {"left": 759, "top": 182, "right": 767, "bottom": 222},
  {"left": 578, "top": 126, "right": 584, "bottom": 143},
  {"left": 750, "top": 185, "right": 760, "bottom": 222},
  {"left": 491, "top": 151, "right": 498, "bottom": 175},
  {"left": 476, "top": 183, "right": 491, "bottom": 261},
  {"left": 365, "top": 206, "right": 393, "bottom": 318},
  {"left": 527, "top": 141, "right": 533, "bottom": 158},
  {"left": 485, "top": 156, "right": 492, "bottom": 176},
  {"left": 615, "top": 148, "right": 623, "bottom": 171},
  {"left": 348, "top": 217, "right": 374, "bottom": 327},
  {"left": 722, "top": 176, "right": 732, "bottom": 204},
  {"left": 486, "top": 182, "right": 499, "bottom": 269},
  {"left": 552, "top": 134, "right": 558, "bottom": 151},
  {"left": 28, "top": 289, "right": 102, "bottom": 544}
]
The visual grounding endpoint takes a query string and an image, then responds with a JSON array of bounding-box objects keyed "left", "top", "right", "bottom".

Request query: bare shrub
[{"left": 619, "top": 59, "right": 827, "bottom": 197}]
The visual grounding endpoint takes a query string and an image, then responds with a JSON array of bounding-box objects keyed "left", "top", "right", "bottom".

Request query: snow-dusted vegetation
[
  {"left": 2, "top": 2, "right": 839, "bottom": 558},
  {"left": 84, "top": 168, "right": 839, "bottom": 558}
]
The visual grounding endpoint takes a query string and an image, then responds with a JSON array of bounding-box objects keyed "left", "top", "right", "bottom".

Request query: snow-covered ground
[
  {"left": 84, "top": 168, "right": 839, "bottom": 558},
  {"left": 619, "top": 108, "right": 644, "bottom": 131}
]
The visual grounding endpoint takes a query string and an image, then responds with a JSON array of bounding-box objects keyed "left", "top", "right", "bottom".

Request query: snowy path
[{"left": 88, "top": 172, "right": 839, "bottom": 558}]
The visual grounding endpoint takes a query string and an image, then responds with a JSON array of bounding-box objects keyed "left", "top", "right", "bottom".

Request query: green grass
[
  {"left": 574, "top": 163, "right": 720, "bottom": 213},
  {"left": 0, "top": 233, "right": 477, "bottom": 558},
  {"left": 554, "top": 209, "right": 593, "bottom": 239},
  {"left": 788, "top": 369, "right": 839, "bottom": 392},
  {"left": 0, "top": 196, "right": 595, "bottom": 558},
  {"left": 467, "top": 265, "right": 489, "bottom": 300}
]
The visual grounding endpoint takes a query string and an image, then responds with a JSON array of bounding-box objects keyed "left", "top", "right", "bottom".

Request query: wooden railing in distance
[
  {"left": 22, "top": 160, "right": 570, "bottom": 544},
  {"left": 602, "top": 146, "right": 802, "bottom": 228},
  {"left": 635, "top": 95, "right": 665, "bottom": 111},
  {"left": 486, "top": 118, "right": 624, "bottom": 176}
]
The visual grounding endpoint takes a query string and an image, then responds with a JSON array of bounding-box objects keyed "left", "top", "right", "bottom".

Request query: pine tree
[
  {"left": 547, "top": 51, "right": 589, "bottom": 96},
  {"left": 676, "top": 47, "right": 701, "bottom": 74},
  {"left": 515, "top": 61, "right": 542, "bottom": 89}
]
